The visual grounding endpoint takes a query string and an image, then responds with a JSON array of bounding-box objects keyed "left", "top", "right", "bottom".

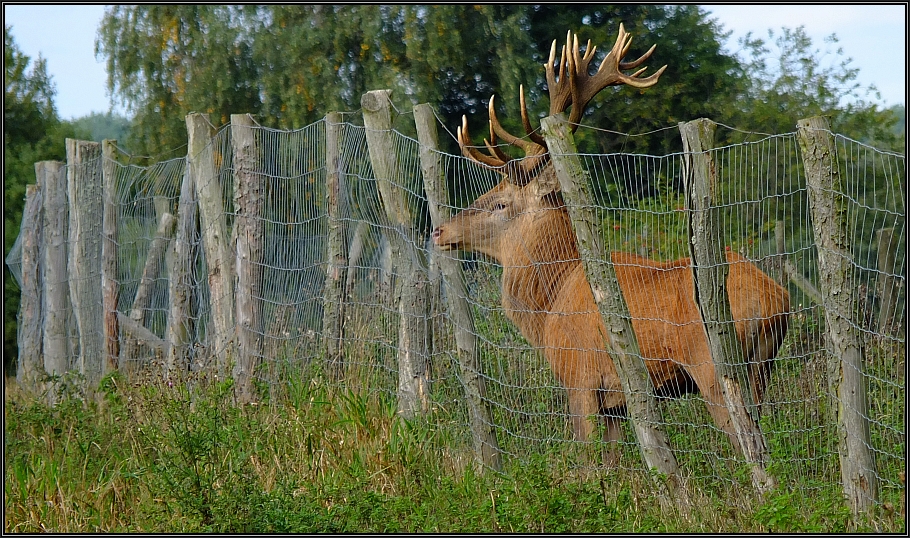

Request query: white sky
[{"left": 3, "top": 4, "right": 906, "bottom": 121}]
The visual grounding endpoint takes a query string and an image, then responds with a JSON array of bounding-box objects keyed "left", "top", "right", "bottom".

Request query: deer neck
[{"left": 498, "top": 206, "right": 580, "bottom": 348}]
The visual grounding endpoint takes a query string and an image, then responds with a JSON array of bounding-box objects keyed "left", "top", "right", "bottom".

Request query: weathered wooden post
[
  {"left": 40, "top": 160, "right": 70, "bottom": 400},
  {"left": 323, "top": 112, "right": 349, "bottom": 377},
  {"left": 361, "top": 89, "right": 431, "bottom": 419},
  {"left": 679, "top": 118, "right": 774, "bottom": 495},
  {"left": 875, "top": 227, "right": 899, "bottom": 335},
  {"left": 797, "top": 115, "right": 878, "bottom": 516},
  {"left": 166, "top": 165, "right": 197, "bottom": 375},
  {"left": 66, "top": 139, "right": 104, "bottom": 389},
  {"left": 231, "top": 114, "right": 264, "bottom": 402},
  {"left": 187, "top": 113, "right": 235, "bottom": 380},
  {"left": 122, "top": 210, "right": 175, "bottom": 373},
  {"left": 541, "top": 114, "right": 688, "bottom": 510},
  {"left": 16, "top": 183, "right": 44, "bottom": 391},
  {"left": 414, "top": 103, "right": 502, "bottom": 471},
  {"left": 101, "top": 140, "right": 121, "bottom": 375},
  {"left": 775, "top": 220, "right": 786, "bottom": 285}
]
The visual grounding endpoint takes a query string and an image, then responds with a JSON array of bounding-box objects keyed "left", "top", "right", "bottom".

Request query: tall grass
[{"left": 4, "top": 356, "right": 904, "bottom": 533}]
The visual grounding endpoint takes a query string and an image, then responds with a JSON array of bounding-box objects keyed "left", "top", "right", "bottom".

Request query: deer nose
[{"left": 431, "top": 227, "right": 443, "bottom": 244}]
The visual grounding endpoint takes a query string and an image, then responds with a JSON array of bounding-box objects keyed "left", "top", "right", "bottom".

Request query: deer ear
[{"left": 526, "top": 165, "right": 561, "bottom": 199}]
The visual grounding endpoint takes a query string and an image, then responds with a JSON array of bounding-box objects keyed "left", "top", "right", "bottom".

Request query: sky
[{"left": 3, "top": 4, "right": 906, "bottom": 121}]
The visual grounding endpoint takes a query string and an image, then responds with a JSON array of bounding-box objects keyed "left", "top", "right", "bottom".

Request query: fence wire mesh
[{"left": 6, "top": 111, "right": 905, "bottom": 509}]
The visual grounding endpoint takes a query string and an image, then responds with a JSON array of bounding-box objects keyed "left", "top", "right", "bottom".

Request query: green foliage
[
  {"left": 7, "top": 367, "right": 902, "bottom": 533},
  {"left": 70, "top": 111, "right": 132, "bottom": 145},
  {"left": 724, "top": 26, "right": 902, "bottom": 151},
  {"left": 95, "top": 5, "right": 743, "bottom": 160}
]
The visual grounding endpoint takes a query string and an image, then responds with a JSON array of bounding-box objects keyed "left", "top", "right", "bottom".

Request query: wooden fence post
[
  {"left": 679, "top": 118, "right": 774, "bottom": 495},
  {"left": 187, "top": 113, "right": 235, "bottom": 380},
  {"left": 66, "top": 139, "right": 104, "bottom": 389},
  {"left": 101, "top": 140, "right": 121, "bottom": 375},
  {"left": 414, "top": 103, "right": 502, "bottom": 472},
  {"left": 122, "top": 211, "right": 175, "bottom": 373},
  {"left": 323, "top": 112, "right": 349, "bottom": 377},
  {"left": 361, "top": 89, "right": 430, "bottom": 419},
  {"left": 166, "top": 165, "right": 197, "bottom": 376},
  {"left": 16, "top": 183, "right": 44, "bottom": 392},
  {"left": 797, "top": 115, "right": 878, "bottom": 516},
  {"left": 541, "top": 114, "right": 688, "bottom": 510},
  {"left": 875, "top": 227, "right": 899, "bottom": 335},
  {"left": 231, "top": 114, "right": 264, "bottom": 403},
  {"left": 40, "top": 160, "right": 70, "bottom": 401}
]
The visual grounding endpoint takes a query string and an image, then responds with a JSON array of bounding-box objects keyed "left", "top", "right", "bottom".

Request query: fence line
[{"left": 6, "top": 94, "right": 905, "bottom": 517}]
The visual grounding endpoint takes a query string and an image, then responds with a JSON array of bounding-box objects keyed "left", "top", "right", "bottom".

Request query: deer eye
[{"left": 492, "top": 203, "right": 507, "bottom": 212}]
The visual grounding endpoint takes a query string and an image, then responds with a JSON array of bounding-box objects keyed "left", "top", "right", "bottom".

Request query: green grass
[{"left": 5, "top": 358, "right": 905, "bottom": 533}]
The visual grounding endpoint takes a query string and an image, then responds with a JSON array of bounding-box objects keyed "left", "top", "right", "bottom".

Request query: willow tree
[{"left": 96, "top": 5, "right": 261, "bottom": 160}]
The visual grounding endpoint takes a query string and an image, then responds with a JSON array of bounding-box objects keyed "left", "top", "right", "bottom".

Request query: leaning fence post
[
  {"left": 797, "top": 115, "right": 878, "bottom": 516},
  {"left": 101, "top": 140, "right": 121, "bottom": 375},
  {"left": 187, "top": 113, "right": 235, "bottom": 380},
  {"left": 231, "top": 113, "right": 264, "bottom": 403},
  {"left": 323, "top": 112, "right": 349, "bottom": 377},
  {"left": 122, "top": 210, "right": 175, "bottom": 375},
  {"left": 414, "top": 103, "right": 502, "bottom": 472},
  {"left": 166, "top": 165, "right": 197, "bottom": 376},
  {"left": 66, "top": 139, "right": 105, "bottom": 389},
  {"left": 15, "top": 183, "right": 44, "bottom": 392},
  {"left": 40, "top": 160, "right": 70, "bottom": 401},
  {"left": 679, "top": 118, "right": 774, "bottom": 495},
  {"left": 361, "top": 89, "right": 431, "bottom": 419},
  {"left": 541, "top": 114, "right": 688, "bottom": 510}
]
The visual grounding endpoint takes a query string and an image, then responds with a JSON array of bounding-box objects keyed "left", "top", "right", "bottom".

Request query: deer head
[{"left": 432, "top": 25, "right": 666, "bottom": 263}]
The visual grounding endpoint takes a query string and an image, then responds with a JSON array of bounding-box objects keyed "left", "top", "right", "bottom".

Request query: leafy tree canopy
[{"left": 96, "top": 5, "right": 747, "bottom": 158}]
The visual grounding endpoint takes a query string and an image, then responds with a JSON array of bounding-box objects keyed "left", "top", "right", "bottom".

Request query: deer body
[
  {"left": 433, "top": 172, "right": 790, "bottom": 451},
  {"left": 436, "top": 25, "right": 790, "bottom": 453}
]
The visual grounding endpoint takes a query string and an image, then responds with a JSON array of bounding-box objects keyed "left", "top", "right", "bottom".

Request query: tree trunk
[
  {"left": 231, "top": 113, "right": 264, "bottom": 403},
  {"left": 187, "top": 113, "right": 235, "bottom": 379},
  {"left": 361, "top": 90, "right": 430, "bottom": 419},
  {"left": 323, "top": 112, "right": 350, "bottom": 378},
  {"left": 680, "top": 118, "right": 773, "bottom": 495},
  {"left": 542, "top": 114, "right": 688, "bottom": 511},
  {"left": 797, "top": 115, "right": 877, "bottom": 516},
  {"left": 414, "top": 102, "right": 502, "bottom": 472},
  {"left": 39, "top": 161, "right": 70, "bottom": 403},
  {"left": 66, "top": 139, "right": 104, "bottom": 389}
]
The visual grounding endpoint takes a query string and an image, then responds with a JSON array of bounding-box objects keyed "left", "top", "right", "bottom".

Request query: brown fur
[{"left": 432, "top": 175, "right": 790, "bottom": 453}]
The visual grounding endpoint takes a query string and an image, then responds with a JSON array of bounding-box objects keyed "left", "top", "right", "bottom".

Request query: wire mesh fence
[{"left": 6, "top": 102, "right": 905, "bottom": 514}]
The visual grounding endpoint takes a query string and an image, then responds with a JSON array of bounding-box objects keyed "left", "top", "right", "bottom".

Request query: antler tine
[
  {"left": 458, "top": 23, "right": 666, "bottom": 181},
  {"left": 546, "top": 35, "right": 572, "bottom": 117},
  {"left": 520, "top": 85, "right": 548, "bottom": 148},
  {"left": 488, "top": 94, "right": 547, "bottom": 157},
  {"left": 619, "top": 43, "right": 656, "bottom": 70},
  {"left": 458, "top": 115, "right": 507, "bottom": 168},
  {"left": 568, "top": 23, "right": 667, "bottom": 125},
  {"left": 484, "top": 108, "right": 513, "bottom": 165}
]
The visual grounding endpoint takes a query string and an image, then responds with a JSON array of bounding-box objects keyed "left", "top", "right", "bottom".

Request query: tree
[
  {"left": 727, "top": 26, "right": 901, "bottom": 150},
  {"left": 4, "top": 25, "right": 76, "bottom": 372},
  {"left": 96, "top": 5, "right": 260, "bottom": 161},
  {"left": 70, "top": 111, "right": 132, "bottom": 146},
  {"left": 96, "top": 5, "right": 745, "bottom": 160}
]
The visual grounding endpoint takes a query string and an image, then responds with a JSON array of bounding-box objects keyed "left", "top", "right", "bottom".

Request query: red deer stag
[{"left": 432, "top": 26, "right": 790, "bottom": 457}]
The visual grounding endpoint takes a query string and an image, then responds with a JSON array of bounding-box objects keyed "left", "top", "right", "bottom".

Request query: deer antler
[
  {"left": 459, "top": 24, "right": 666, "bottom": 182},
  {"left": 457, "top": 87, "right": 549, "bottom": 185},
  {"left": 548, "top": 25, "right": 667, "bottom": 127}
]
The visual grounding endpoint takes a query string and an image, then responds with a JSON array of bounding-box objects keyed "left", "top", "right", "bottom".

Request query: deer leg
[
  {"left": 566, "top": 386, "right": 599, "bottom": 442},
  {"left": 599, "top": 411, "right": 624, "bottom": 467},
  {"left": 684, "top": 360, "right": 743, "bottom": 455}
]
